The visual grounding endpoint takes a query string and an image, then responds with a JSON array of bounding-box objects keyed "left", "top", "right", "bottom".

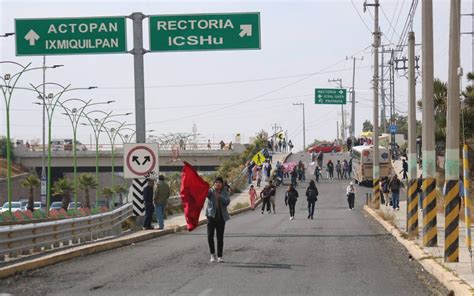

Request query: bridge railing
[{"left": 0, "top": 203, "right": 132, "bottom": 263}]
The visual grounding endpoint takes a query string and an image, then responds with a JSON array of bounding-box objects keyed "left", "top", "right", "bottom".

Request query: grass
[
  {"left": 231, "top": 202, "right": 249, "bottom": 211},
  {"left": 376, "top": 209, "right": 396, "bottom": 226}
]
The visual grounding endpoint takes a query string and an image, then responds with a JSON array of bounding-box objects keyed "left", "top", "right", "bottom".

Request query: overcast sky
[{"left": 0, "top": 0, "right": 472, "bottom": 151}]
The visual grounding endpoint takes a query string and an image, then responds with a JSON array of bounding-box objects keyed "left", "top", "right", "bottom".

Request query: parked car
[
  {"left": 33, "top": 202, "right": 44, "bottom": 211},
  {"left": 307, "top": 143, "right": 341, "bottom": 153},
  {"left": 67, "top": 202, "right": 82, "bottom": 210},
  {"left": 49, "top": 201, "right": 63, "bottom": 211},
  {"left": 0, "top": 201, "right": 23, "bottom": 213}
]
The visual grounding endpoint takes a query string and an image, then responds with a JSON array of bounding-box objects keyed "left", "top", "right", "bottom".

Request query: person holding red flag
[
  {"left": 206, "top": 177, "right": 230, "bottom": 263},
  {"left": 180, "top": 162, "right": 210, "bottom": 231}
]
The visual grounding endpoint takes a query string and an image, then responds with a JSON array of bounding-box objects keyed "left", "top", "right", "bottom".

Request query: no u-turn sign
[{"left": 123, "top": 143, "right": 159, "bottom": 179}]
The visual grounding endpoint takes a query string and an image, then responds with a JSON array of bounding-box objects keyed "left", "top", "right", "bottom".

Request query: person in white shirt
[{"left": 346, "top": 182, "right": 356, "bottom": 210}]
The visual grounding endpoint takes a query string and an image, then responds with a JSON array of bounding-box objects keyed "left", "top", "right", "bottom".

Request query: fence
[{"left": 0, "top": 203, "right": 132, "bottom": 263}]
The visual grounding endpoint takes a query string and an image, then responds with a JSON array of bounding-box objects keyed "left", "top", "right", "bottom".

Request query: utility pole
[
  {"left": 407, "top": 31, "right": 418, "bottom": 236},
  {"left": 347, "top": 56, "right": 363, "bottom": 140},
  {"left": 461, "top": 0, "right": 474, "bottom": 77},
  {"left": 422, "top": 0, "right": 438, "bottom": 247},
  {"left": 444, "top": 0, "right": 461, "bottom": 263},
  {"left": 293, "top": 103, "right": 306, "bottom": 149},
  {"left": 328, "top": 78, "right": 345, "bottom": 141},
  {"left": 364, "top": 0, "right": 381, "bottom": 209},
  {"left": 381, "top": 45, "right": 387, "bottom": 133}
]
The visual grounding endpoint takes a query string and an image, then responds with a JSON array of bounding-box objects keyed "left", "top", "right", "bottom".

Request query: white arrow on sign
[
  {"left": 338, "top": 90, "right": 344, "bottom": 95},
  {"left": 318, "top": 94, "right": 323, "bottom": 98},
  {"left": 24, "top": 29, "right": 40, "bottom": 46},
  {"left": 239, "top": 24, "right": 252, "bottom": 37}
]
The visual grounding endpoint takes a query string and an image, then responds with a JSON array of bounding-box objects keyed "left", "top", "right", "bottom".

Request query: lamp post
[
  {"left": 0, "top": 61, "right": 59, "bottom": 212},
  {"left": 81, "top": 111, "right": 132, "bottom": 207},
  {"left": 56, "top": 98, "right": 114, "bottom": 208},
  {"left": 28, "top": 82, "right": 97, "bottom": 213}
]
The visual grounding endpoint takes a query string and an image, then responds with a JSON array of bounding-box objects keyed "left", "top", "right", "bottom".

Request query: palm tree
[
  {"left": 77, "top": 174, "right": 98, "bottom": 209},
  {"left": 112, "top": 184, "right": 128, "bottom": 205},
  {"left": 52, "top": 178, "right": 75, "bottom": 211},
  {"left": 21, "top": 174, "right": 40, "bottom": 212},
  {"left": 101, "top": 186, "right": 115, "bottom": 209}
]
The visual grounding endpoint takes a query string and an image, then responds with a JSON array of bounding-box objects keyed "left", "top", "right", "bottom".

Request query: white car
[{"left": 0, "top": 201, "right": 23, "bottom": 213}]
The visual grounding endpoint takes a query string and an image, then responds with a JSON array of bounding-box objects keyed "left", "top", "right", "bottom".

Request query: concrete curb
[
  {"left": 363, "top": 205, "right": 473, "bottom": 296},
  {"left": 0, "top": 201, "right": 258, "bottom": 279}
]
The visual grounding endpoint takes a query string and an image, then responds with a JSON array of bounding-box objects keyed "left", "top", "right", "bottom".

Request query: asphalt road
[{"left": 0, "top": 154, "right": 447, "bottom": 296}]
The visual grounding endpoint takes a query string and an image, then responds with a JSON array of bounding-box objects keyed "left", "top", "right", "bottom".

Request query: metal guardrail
[{"left": 0, "top": 203, "right": 133, "bottom": 263}]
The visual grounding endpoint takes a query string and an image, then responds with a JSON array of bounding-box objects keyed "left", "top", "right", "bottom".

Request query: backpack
[{"left": 307, "top": 187, "right": 318, "bottom": 201}]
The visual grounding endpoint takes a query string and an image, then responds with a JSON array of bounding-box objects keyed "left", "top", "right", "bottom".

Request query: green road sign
[
  {"left": 315, "top": 88, "right": 347, "bottom": 104},
  {"left": 15, "top": 17, "right": 127, "bottom": 56},
  {"left": 149, "top": 12, "right": 260, "bottom": 52}
]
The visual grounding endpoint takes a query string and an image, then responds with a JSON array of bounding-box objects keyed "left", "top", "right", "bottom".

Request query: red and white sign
[{"left": 123, "top": 143, "right": 159, "bottom": 179}]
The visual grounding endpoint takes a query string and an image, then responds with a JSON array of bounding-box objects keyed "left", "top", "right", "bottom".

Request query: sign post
[
  {"left": 149, "top": 12, "right": 260, "bottom": 52},
  {"left": 315, "top": 88, "right": 347, "bottom": 104},
  {"left": 15, "top": 17, "right": 127, "bottom": 55}
]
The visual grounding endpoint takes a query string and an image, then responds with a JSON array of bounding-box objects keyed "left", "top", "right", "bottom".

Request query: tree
[
  {"left": 101, "top": 186, "right": 115, "bottom": 209},
  {"left": 52, "top": 178, "right": 74, "bottom": 211},
  {"left": 0, "top": 136, "right": 15, "bottom": 159},
  {"left": 77, "top": 174, "right": 98, "bottom": 209},
  {"left": 21, "top": 174, "right": 40, "bottom": 212},
  {"left": 362, "top": 120, "right": 373, "bottom": 132},
  {"left": 112, "top": 184, "right": 128, "bottom": 205}
]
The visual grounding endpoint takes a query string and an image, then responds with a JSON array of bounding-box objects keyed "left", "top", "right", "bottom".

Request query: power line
[
  {"left": 380, "top": 5, "right": 402, "bottom": 42},
  {"left": 351, "top": 0, "right": 373, "bottom": 33}
]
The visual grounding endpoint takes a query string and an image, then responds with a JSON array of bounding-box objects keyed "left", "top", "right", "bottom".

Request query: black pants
[
  {"left": 307, "top": 201, "right": 315, "bottom": 218},
  {"left": 329, "top": 170, "right": 334, "bottom": 178},
  {"left": 143, "top": 203, "right": 154, "bottom": 228},
  {"left": 347, "top": 193, "right": 355, "bottom": 209},
  {"left": 207, "top": 217, "right": 226, "bottom": 257},
  {"left": 261, "top": 197, "right": 271, "bottom": 212},
  {"left": 288, "top": 200, "right": 296, "bottom": 217}
]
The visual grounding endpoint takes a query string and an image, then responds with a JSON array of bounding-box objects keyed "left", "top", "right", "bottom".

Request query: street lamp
[
  {"left": 81, "top": 111, "right": 132, "bottom": 207},
  {"left": 56, "top": 98, "right": 114, "bottom": 208},
  {"left": 292, "top": 102, "right": 306, "bottom": 150},
  {"left": 0, "top": 61, "right": 60, "bottom": 212},
  {"left": 28, "top": 82, "right": 97, "bottom": 213}
]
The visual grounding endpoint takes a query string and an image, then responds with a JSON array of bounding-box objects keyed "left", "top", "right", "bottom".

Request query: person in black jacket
[
  {"left": 285, "top": 184, "right": 299, "bottom": 220},
  {"left": 143, "top": 179, "right": 155, "bottom": 230},
  {"left": 306, "top": 180, "right": 319, "bottom": 219}
]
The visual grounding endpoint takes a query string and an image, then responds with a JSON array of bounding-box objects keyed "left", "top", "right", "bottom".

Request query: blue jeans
[
  {"left": 248, "top": 172, "right": 253, "bottom": 184},
  {"left": 392, "top": 192, "right": 400, "bottom": 209},
  {"left": 155, "top": 203, "right": 165, "bottom": 229}
]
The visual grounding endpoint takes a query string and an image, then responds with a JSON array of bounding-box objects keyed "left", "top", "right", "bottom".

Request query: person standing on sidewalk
[
  {"left": 285, "top": 184, "right": 299, "bottom": 220},
  {"left": 335, "top": 160, "right": 342, "bottom": 179},
  {"left": 389, "top": 174, "right": 402, "bottom": 210},
  {"left": 306, "top": 180, "right": 318, "bottom": 219},
  {"left": 248, "top": 185, "right": 257, "bottom": 210},
  {"left": 346, "top": 181, "right": 356, "bottom": 210},
  {"left": 143, "top": 179, "right": 155, "bottom": 230},
  {"left": 327, "top": 160, "right": 334, "bottom": 179},
  {"left": 314, "top": 165, "right": 321, "bottom": 183},
  {"left": 268, "top": 180, "right": 277, "bottom": 214},
  {"left": 206, "top": 177, "right": 230, "bottom": 263},
  {"left": 153, "top": 175, "right": 171, "bottom": 230}
]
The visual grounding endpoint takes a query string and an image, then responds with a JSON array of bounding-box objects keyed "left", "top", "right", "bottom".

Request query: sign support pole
[{"left": 129, "top": 12, "right": 148, "bottom": 229}]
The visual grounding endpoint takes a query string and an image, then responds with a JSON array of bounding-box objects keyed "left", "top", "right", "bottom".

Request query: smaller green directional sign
[{"left": 315, "top": 88, "right": 347, "bottom": 104}]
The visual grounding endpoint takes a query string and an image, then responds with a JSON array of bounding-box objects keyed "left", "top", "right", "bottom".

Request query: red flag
[{"left": 180, "top": 161, "right": 210, "bottom": 231}]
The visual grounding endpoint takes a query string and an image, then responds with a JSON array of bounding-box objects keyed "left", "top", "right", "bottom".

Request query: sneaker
[
  {"left": 352, "top": 208, "right": 355, "bottom": 211},
  {"left": 261, "top": 211, "right": 264, "bottom": 214},
  {"left": 210, "top": 254, "right": 216, "bottom": 262},
  {"left": 217, "top": 257, "right": 224, "bottom": 263}
]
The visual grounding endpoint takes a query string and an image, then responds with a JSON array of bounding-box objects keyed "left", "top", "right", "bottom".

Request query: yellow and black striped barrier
[
  {"left": 422, "top": 177, "right": 437, "bottom": 247},
  {"left": 444, "top": 180, "right": 460, "bottom": 262},
  {"left": 372, "top": 179, "right": 380, "bottom": 209},
  {"left": 407, "top": 179, "right": 418, "bottom": 236}
]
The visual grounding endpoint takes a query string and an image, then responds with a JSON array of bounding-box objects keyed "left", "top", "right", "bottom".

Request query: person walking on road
[
  {"left": 291, "top": 167, "right": 298, "bottom": 187},
  {"left": 306, "top": 180, "right": 318, "bottom": 219},
  {"left": 154, "top": 175, "right": 171, "bottom": 230},
  {"left": 400, "top": 159, "right": 408, "bottom": 180},
  {"left": 288, "top": 140, "right": 294, "bottom": 152},
  {"left": 248, "top": 185, "right": 257, "bottom": 210},
  {"left": 256, "top": 166, "right": 262, "bottom": 187},
  {"left": 346, "top": 181, "right": 356, "bottom": 210},
  {"left": 143, "top": 179, "right": 155, "bottom": 230},
  {"left": 260, "top": 185, "right": 272, "bottom": 214},
  {"left": 342, "top": 160, "right": 349, "bottom": 179},
  {"left": 206, "top": 177, "right": 230, "bottom": 263},
  {"left": 381, "top": 176, "right": 390, "bottom": 206},
  {"left": 285, "top": 184, "right": 299, "bottom": 220},
  {"left": 268, "top": 180, "right": 277, "bottom": 214},
  {"left": 389, "top": 174, "right": 402, "bottom": 210},
  {"left": 314, "top": 165, "right": 321, "bottom": 183},
  {"left": 348, "top": 159, "right": 353, "bottom": 178}
]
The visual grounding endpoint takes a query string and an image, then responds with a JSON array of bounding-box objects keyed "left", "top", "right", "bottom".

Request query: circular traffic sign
[{"left": 126, "top": 145, "right": 157, "bottom": 177}]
